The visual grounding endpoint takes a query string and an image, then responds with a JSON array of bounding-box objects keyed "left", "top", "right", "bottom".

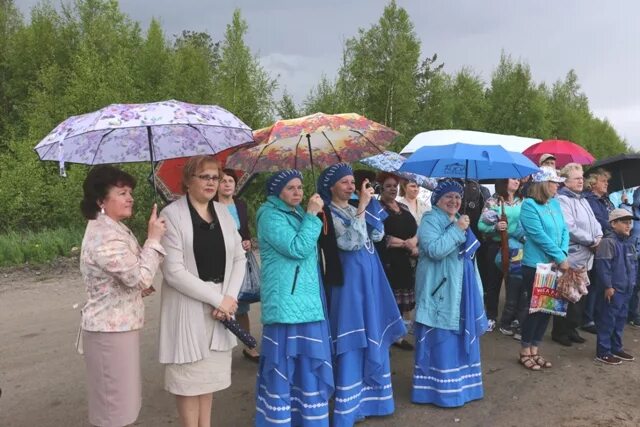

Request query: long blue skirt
[
  {"left": 255, "top": 319, "right": 334, "bottom": 426},
  {"left": 412, "top": 230, "right": 487, "bottom": 408},
  {"left": 328, "top": 245, "right": 406, "bottom": 426}
]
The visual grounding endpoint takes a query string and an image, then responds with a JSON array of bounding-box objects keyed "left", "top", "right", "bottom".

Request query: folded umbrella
[{"left": 221, "top": 317, "right": 257, "bottom": 349}]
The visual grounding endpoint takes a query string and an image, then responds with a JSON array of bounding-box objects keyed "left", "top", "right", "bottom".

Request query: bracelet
[{"left": 356, "top": 209, "right": 365, "bottom": 216}]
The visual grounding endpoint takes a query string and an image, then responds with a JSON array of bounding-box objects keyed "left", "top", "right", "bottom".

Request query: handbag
[
  {"left": 556, "top": 267, "right": 589, "bottom": 303},
  {"left": 237, "top": 251, "right": 260, "bottom": 303},
  {"left": 529, "top": 263, "right": 568, "bottom": 316}
]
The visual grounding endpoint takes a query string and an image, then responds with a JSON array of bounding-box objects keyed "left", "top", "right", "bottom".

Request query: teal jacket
[
  {"left": 257, "top": 196, "right": 324, "bottom": 325},
  {"left": 415, "top": 207, "right": 477, "bottom": 331},
  {"left": 520, "top": 197, "right": 569, "bottom": 268}
]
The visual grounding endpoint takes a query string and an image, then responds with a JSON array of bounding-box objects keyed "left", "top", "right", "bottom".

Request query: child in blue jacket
[{"left": 594, "top": 208, "right": 639, "bottom": 365}]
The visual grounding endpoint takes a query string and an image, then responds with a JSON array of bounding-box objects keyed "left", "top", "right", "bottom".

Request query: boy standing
[{"left": 593, "top": 208, "right": 638, "bottom": 364}]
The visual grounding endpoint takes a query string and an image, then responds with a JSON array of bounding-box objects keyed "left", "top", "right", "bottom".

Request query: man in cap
[
  {"left": 539, "top": 153, "right": 557, "bottom": 169},
  {"left": 593, "top": 208, "right": 638, "bottom": 364}
]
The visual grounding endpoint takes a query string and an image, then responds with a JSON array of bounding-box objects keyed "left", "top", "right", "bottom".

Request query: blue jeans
[
  {"left": 520, "top": 266, "right": 551, "bottom": 348},
  {"left": 595, "top": 288, "right": 631, "bottom": 357}
]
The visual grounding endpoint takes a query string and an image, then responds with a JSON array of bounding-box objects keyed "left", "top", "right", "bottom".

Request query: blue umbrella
[
  {"left": 398, "top": 142, "right": 539, "bottom": 180},
  {"left": 360, "top": 150, "right": 438, "bottom": 189}
]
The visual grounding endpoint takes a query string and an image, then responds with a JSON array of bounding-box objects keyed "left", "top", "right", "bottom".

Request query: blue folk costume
[
  {"left": 255, "top": 170, "right": 334, "bottom": 427},
  {"left": 412, "top": 180, "right": 487, "bottom": 407},
  {"left": 317, "top": 163, "right": 406, "bottom": 426}
]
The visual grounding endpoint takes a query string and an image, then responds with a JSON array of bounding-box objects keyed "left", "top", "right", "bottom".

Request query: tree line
[{"left": 0, "top": 0, "right": 628, "bottom": 236}]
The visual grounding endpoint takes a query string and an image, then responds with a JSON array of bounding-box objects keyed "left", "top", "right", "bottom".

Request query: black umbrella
[{"left": 586, "top": 153, "right": 640, "bottom": 192}]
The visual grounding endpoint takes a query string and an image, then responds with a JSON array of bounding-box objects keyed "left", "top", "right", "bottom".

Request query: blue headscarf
[
  {"left": 431, "top": 179, "right": 464, "bottom": 206},
  {"left": 266, "top": 169, "right": 303, "bottom": 197},
  {"left": 317, "top": 163, "right": 353, "bottom": 205}
]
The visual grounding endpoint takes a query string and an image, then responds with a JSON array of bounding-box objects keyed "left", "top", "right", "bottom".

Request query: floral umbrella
[
  {"left": 34, "top": 100, "right": 254, "bottom": 183},
  {"left": 359, "top": 151, "right": 438, "bottom": 190},
  {"left": 225, "top": 112, "right": 399, "bottom": 181}
]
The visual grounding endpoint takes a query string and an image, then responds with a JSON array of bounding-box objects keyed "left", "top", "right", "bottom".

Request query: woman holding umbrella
[
  {"left": 254, "top": 170, "right": 333, "bottom": 426},
  {"left": 158, "top": 155, "right": 247, "bottom": 427},
  {"left": 412, "top": 179, "right": 487, "bottom": 407},
  {"left": 318, "top": 163, "right": 406, "bottom": 426}
]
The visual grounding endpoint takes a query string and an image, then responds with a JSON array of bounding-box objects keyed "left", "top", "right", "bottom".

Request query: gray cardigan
[{"left": 158, "top": 196, "right": 246, "bottom": 364}]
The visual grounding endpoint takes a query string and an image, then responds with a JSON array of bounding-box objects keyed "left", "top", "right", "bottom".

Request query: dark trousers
[
  {"left": 595, "top": 288, "right": 631, "bottom": 357},
  {"left": 628, "top": 283, "right": 640, "bottom": 322},
  {"left": 582, "top": 269, "right": 598, "bottom": 325},
  {"left": 520, "top": 265, "right": 551, "bottom": 348},
  {"left": 482, "top": 242, "right": 503, "bottom": 321},
  {"left": 552, "top": 297, "right": 586, "bottom": 339},
  {"left": 499, "top": 273, "right": 528, "bottom": 328}
]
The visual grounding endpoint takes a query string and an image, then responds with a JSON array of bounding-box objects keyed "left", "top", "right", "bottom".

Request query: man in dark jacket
[{"left": 593, "top": 209, "right": 638, "bottom": 365}]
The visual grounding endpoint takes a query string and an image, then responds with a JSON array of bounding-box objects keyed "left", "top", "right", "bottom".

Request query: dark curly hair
[{"left": 80, "top": 165, "right": 136, "bottom": 220}]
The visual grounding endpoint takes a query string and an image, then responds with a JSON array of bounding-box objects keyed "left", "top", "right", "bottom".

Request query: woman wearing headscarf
[
  {"left": 254, "top": 169, "right": 334, "bottom": 426},
  {"left": 79, "top": 165, "right": 166, "bottom": 427},
  {"left": 518, "top": 166, "right": 569, "bottom": 371},
  {"left": 412, "top": 179, "right": 487, "bottom": 407},
  {"left": 158, "top": 155, "right": 246, "bottom": 427},
  {"left": 317, "top": 163, "right": 406, "bottom": 426}
]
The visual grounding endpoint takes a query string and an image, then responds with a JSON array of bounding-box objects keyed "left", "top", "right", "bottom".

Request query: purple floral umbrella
[{"left": 33, "top": 100, "right": 254, "bottom": 186}]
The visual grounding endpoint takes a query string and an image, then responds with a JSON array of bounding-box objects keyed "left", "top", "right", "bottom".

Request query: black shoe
[
  {"left": 569, "top": 331, "right": 586, "bottom": 344},
  {"left": 595, "top": 354, "right": 622, "bottom": 365},
  {"left": 612, "top": 350, "right": 635, "bottom": 361},
  {"left": 552, "top": 335, "right": 573, "bottom": 347},
  {"left": 581, "top": 324, "right": 597, "bottom": 334},
  {"left": 392, "top": 339, "right": 414, "bottom": 351}
]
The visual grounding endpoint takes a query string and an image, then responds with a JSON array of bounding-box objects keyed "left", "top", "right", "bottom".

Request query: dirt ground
[{"left": 1, "top": 260, "right": 640, "bottom": 427}]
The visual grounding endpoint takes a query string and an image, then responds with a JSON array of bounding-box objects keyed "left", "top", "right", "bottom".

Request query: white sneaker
[{"left": 486, "top": 319, "right": 496, "bottom": 332}]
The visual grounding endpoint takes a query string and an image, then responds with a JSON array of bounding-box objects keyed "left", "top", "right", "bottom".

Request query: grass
[{"left": 0, "top": 227, "right": 84, "bottom": 267}]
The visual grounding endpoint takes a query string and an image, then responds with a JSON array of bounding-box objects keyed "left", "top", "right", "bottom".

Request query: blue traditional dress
[
  {"left": 412, "top": 230, "right": 487, "bottom": 407},
  {"left": 327, "top": 203, "right": 406, "bottom": 426}
]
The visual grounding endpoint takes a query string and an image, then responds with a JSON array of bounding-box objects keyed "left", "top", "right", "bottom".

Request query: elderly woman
[
  {"left": 398, "top": 178, "right": 430, "bottom": 222},
  {"left": 317, "top": 163, "right": 406, "bottom": 426},
  {"left": 551, "top": 163, "right": 603, "bottom": 346},
  {"left": 214, "top": 168, "right": 259, "bottom": 363},
  {"left": 518, "top": 167, "right": 569, "bottom": 371},
  {"left": 478, "top": 178, "right": 524, "bottom": 333},
  {"left": 158, "top": 156, "right": 246, "bottom": 427},
  {"left": 254, "top": 170, "right": 333, "bottom": 426},
  {"left": 79, "top": 165, "right": 166, "bottom": 427},
  {"left": 377, "top": 173, "right": 418, "bottom": 350},
  {"left": 412, "top": 179, "right": 487, "bottom": 407}
]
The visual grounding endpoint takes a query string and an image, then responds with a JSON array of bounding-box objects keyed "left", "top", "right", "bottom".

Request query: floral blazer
[{"left": 80, "top": 214, "right": 166, "bottom": 332}]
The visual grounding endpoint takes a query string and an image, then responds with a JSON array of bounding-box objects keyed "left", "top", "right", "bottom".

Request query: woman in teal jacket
[
  {"left": 412, "top": 179, "right": 487, "bottom": 408},
  {"left": 518, "top": 166, "right": 569, "bottom": 371},
  {"left": 254, "top": 169, "right": 334, "bottom": 427}
]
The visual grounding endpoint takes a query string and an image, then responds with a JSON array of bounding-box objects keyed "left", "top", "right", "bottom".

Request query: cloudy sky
[{"left": 15, "top": 0, "right": 640, "bottom": 147}]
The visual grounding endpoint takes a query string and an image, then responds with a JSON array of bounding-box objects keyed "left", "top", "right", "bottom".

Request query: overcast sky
[{"left": 15, "top": 0, "right": 640, "bottom": 148}]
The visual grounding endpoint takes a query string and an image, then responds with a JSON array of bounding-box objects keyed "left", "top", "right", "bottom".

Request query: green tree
[
  {"left": 213, "top": 9, "right": 277, "bottom": 128},
  {"left": 303, "top": 75, "right": 344, "bottom": 114},
  {"left": 450, "top": 68, "right": 486, "bottom": 131},
  {"left": 276, "top": 90, "right": 299, "bottom": 119}
]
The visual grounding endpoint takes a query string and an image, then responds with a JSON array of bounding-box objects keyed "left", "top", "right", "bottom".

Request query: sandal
[
  {"left": 531, "top": 353, "right": 552, "bottom": 368},
  {"left": 519, "top": 353, "right": 541, "bottom": 371}
]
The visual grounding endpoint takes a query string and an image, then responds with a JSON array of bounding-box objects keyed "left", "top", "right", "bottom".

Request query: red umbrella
[{"left": 523, "top": 139, "right": 595, "bottom": 168}]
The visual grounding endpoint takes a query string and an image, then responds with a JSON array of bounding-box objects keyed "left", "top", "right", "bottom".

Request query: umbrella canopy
[
  {"left": 399, "top": 143, "right": 540, "bottom": 180},
  {"left": 359, "top": 151, "right": 437, "bottom": 190},
  {"left": 523, "top": 139, "right": 595, "bottom": 168},
  {"left": 586, "top": 153, "right": 640, "bottom": 192},
  {"left": 34, "top": 99, "right": 254, "bottom": 176},
  {"left": 225, "top": 112, "right": 399, "bottom": 176},
  {"left": 400, "top": 130, "right": 540, "bottom": 156}
]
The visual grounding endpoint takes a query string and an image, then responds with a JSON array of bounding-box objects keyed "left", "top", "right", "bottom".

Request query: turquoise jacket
[
  {"left": 415, "top": 206, "right": 477, "bottom": 331},
  {"left": 520, "top": 197, "right": 569, "bottom": 268},
  {"left": 257, "top": 196, "right": 324, "bottom": 325}
]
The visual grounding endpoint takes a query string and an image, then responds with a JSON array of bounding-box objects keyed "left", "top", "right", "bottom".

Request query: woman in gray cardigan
[{"left": 159, "top": 155, "right": 246, "bottom": 427}]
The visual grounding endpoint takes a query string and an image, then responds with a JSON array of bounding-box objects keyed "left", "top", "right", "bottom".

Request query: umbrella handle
[{"left": 147, "top": 127, "right": 158, "bottom": 204}]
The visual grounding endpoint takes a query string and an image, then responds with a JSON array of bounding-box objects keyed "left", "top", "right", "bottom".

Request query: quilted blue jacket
[{"left": 257, "top": 196, "right": 325, "bottom": 325}]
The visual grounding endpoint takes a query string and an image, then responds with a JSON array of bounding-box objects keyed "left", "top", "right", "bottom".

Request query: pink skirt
[{"left": 83, "top": 330, "right": 141, "bottom": 427}]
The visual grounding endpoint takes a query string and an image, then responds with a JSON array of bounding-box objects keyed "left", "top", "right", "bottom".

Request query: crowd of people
[{"left": 76, "top": 153, "right": 640, "bottom": 427}]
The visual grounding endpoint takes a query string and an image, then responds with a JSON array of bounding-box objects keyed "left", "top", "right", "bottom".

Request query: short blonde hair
[
  {"left": 585, "top": 168, "right": 611, "bottom": 190},
  {"left": 559, "top": 163, "right": 583, "bottom": 178},
  {"left": 181, "top": 155, "right": 221, "bottom": 193}
]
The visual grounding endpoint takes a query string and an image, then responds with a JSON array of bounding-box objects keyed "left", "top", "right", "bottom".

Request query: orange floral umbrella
[{"left": 225, "top": 112, "right": 399, "bottom": 180}]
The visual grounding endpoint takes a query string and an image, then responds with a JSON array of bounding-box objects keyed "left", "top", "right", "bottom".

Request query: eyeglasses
[{"left": 193, "top": 174, "right": 220, "bottom": 182}]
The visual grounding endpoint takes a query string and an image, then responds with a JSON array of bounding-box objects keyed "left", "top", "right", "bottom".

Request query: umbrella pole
[
  {"left": 147, "top": 127, "right": 158, "bottom": 204},
  {"left": 463, "top": 159, "right": 469, "bottom": 215},
  {"left": 306, "top": 134, "right": 317, "bottom": 191}
]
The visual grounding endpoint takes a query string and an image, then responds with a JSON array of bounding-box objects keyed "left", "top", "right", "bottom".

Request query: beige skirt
[
  {"left": 83, "top": 330, "right": 141, "bottom": 427},
  {"left": 164, "top": 348, "right": 232, "bottom": 396}
]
